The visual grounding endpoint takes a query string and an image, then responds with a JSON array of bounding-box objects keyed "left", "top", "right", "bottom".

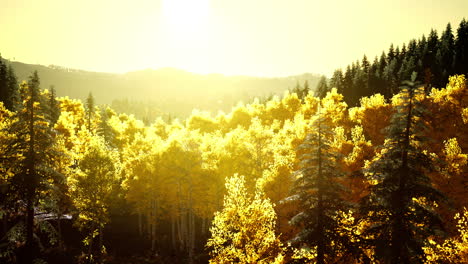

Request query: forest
[{"left": 0, "top": 19, "right": 468, "bottom": 264}]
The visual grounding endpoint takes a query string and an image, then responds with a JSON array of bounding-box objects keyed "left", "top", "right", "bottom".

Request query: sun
[{"left": 162, "top": 0, "right": 211, "bottom": 36}]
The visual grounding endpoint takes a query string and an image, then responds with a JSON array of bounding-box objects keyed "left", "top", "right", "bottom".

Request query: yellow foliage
[
  {"left": 443, "top": 138, "right": 468, "bottom": 175},
  {"left": 320, "top": 88, "right": 348, "bottom": 127},
  {"left": 207, "top": 175, "right": 284, "bottom": 263},
  {"left": 227, "top": 103, "right": 252, "bottom": 130},
  {"left": 462, "top": 107, "right": 468, "bottom": 124},
  {"left": 187, "top": 109, "right": 219, "bottom": 133},
  {"left": 349, "top": 93, "right": 391, "bottom": 146},
  {"left": 68, "top": 136, "right": 120, "bottom": 234},
  {"left": 424, "top": 208, "right": 468, "bottom": 263}
]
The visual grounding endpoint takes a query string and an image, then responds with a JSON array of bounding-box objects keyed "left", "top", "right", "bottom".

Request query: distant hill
[{"left": 8, "top": 61, "right": 321, "bottom": 118}]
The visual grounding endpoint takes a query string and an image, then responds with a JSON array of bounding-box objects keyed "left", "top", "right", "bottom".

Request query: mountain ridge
[{"left": 7, "top": 60, "right": 321, "bottom": 118}]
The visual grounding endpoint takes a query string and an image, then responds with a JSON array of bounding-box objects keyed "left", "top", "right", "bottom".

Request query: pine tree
[
  {"left": 6, "top": 71, "right": 62, "bottom": 264},
  {"left": 439, "top": 23, "right": 455, "bottom": 78},
  {"left": 291, "top": 81, "right": 302, "bottom": 98},
  {"left": 360, "top": 73, "right": 445, "bottom": 263},
  {"left": 315, "top": 76, "right": 329, "bottom": 99},
  {"left": 383, "top": 58, "right": 399, "bottom": 98},
  {"left": 85, "top": 92, "right": 95, "bottom": 131},
  {"left": 302, "top": 80, "right": 310, "bottom": 99},
  {"left": 0, "top": 55, "right": 18, "bottom": 111},
  {"left": 329, "top": 69, "right": 344, "bottom": 95},
  {"left": 361, "top": 55, "right": 371, "bottom": 95},
  {"left": 342, "top": 65, "right": 354, "bottom": 105},
  {"left": 454, "top": 18, "right": 468, "bottom": 75},
  {"left": 368, "top": 57, "right": 379, "bottom": 95},
  {"left": 47, "top": 85, "right": 61, "bottom": 126},
  {"left": 6, "top": 65, "right": 18, "bottom": 111},
  {"left": 286, "top": 106, "right": 359, "bottom": 264},
  {"left": 97, "top": 106, "right": 116, "bottom": 146},
  {"left": 387, "top": 43, "right": 395, "bottom": 61}
]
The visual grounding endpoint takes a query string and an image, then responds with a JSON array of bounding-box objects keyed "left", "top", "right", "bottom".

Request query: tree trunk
[
  {"left": 176, "top": 211, "right": 183, "bottom": 251},
  {"left": 171, "top": 213, "right": 176, "bottom": 251},
  {"left": 138, "top": 212, "right": 142, "bottom": 237},
  {"left": 57, "top": 211, "right": 63, "bottom": 250},
  {"left": 24, "top": 197, "right": 35, "bottom": 264},
  {"left": 316, "top": 118, "right": 325, "bottom": 264},
  {"left": 88, "top": 224, "right": 95, "bottom": 257},
  {"left": 188, "top": 208, "right": 194, "bottom": 264},
  {"left": 99, "top": 225, "right": 104, "bottom": 252},
  {"left": 146, "top": 211, "right": 151, "bottom": 239},
  {"left": 2, "top": 214, "right": 6, "bottom": 235},
  {"left": 23, "top": 81, "right": 36, "bottom": 264},
  {"left": 151, "top": 198, "right": 157, "bottom": 252},
  {"left": 201, "top": 217, "right": 206, "bottom": 236}
]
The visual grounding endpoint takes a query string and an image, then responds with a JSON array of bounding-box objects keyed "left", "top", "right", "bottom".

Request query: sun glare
[{"left": 162, "top": 0, "right": 211, "bottom": 36}]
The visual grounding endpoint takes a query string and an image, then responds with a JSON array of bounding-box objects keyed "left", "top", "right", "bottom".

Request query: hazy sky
[{"left": 1, "top": 0, "right": 467, "bottom": 77}]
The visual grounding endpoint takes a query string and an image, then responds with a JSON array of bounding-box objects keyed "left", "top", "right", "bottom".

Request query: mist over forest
[{"left": 7, "top": 60, "right": 321, "bottom": 119}]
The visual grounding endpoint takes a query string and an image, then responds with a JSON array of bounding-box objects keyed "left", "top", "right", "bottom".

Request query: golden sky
[{"left": 1, "top": 0, "right": 467, "bottom": 77}]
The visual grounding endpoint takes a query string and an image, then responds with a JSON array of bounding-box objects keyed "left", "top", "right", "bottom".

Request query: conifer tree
[
  {"left": 6, "top": 71, "right": 62, "bottom": 264},
  {"left": 302, "top": 80, "right": 310, "bottom": 99},
  {"left": 454, "top": 18, "right": 468, "bottom": 74},
  {"left": 286, "top": 106, "right": 360, "bottom": 264},
  {"left": 97, "top": 106, "right": 116, "bottom": 146},
  {"left": 85, "top": 92, "right": 95, "bottom": 131},
  {"left": 0, "top": 56, "right": 18, "bottom": 111},
  {"left": 360, "top": 73, "right": 445, "bottom": 263},
  {"left": 439, "top": 23, "right": 455, "bottom": 77},
  {"left": 330, "top": 69, "right": 344, "bottom": 95},
  {"left": 315, "top": 76, "right": 329, "bottom": 99},
  {"left": 47, "top": 85, "right": 61, "bottom": 126}
]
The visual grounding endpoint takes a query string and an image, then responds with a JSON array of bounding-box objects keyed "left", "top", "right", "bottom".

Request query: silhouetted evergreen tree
[
  {"left": 329, "top": 69, "right": 344, "bottom": 94},
  {"left": 97, "top": 107, "right": 116, "bottom": 147},
  {"left": 439, "top": 23, "right": 455, "bottom": 81},
  {"left": 454, "top": 18, "right": 468, "bottom": 74},
  {"left": 286, "top": 107, "right": 363, "bottom": 264},
  {"left": 360, "top": 73, "right": 445, "bottom": 264},
  {"left": 368, "top": 57, "right": 379, "bottom": 95},
  {"left": 0, "top": 55, "right": 18, "bottom": 111},
  {"left": 338, "top": 19, "right": 467, "bottom": 105},
  {"left": 290, "top": 81, "right": 302, "bottom": 96},
  {"left": 85, "top": 92, "right": 95, "bottom": 131},
  {"left": 47, "top": 85, "right": 60, "bottom": 126},
  {"left": 315, "top": 76, "right": 329, "bottom": 99},
  {"left": 6, "top": 71, "right": 62, "bottom": 264},
  {"left": 387, "top": 44, "right": 396, "bottom": 62}
]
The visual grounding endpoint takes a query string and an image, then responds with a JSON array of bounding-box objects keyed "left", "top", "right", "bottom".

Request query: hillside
[{"left": 9, "top": 61, "right": 321, "bottom": 118}]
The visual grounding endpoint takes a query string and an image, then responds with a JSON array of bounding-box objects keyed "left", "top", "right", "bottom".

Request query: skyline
[{"left": 1, "top": 0, "right": 467, "bottom": 77}]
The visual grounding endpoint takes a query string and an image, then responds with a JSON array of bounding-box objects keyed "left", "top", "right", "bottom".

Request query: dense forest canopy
[
  {"left": 0, "top": 18, "right": 467, "bottom": 264},
  {"left": 325, "top": 19, "right": 468, "bottom": 107}
]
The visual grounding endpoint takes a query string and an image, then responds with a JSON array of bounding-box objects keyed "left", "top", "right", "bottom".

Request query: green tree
[
  {"left": 0, "top": 56, "right": 18, "bottom": 111},
  {"left": 454, "top": 18, "right": 468, "bottom": 74},
  {"left": 329, "top": 69, "right": 344, "bottom": 95},
  {"left": 47, "top": 85, "right": 61, "bottom": 126},
  {"left": 314, "top": 76, "right": 329, "bottom": 99},
  {"left": 97, "top": 106, "right": 117, "bottom": 147},
  {"left": 6, "top": 71, "right": 62, "bottom": 264},
  {"left": 360, "top": 73, "right": 445, "bottom": 263},
  {"left": 285, "top": 106, "right": 359, "bottom": 264},
  {"left": 85, "top": 92, "right": 95, "bottom": 131}
]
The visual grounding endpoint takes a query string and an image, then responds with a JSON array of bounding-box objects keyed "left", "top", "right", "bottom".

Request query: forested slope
[{"left": 0, "top": 70, "right": 466, "bottom": 263}]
